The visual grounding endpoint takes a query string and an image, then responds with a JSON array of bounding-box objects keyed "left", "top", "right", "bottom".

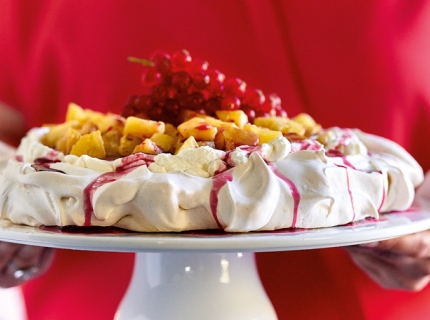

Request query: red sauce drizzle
[
  {"left": 82, "top": 155, "right": 153, "bottom": 226},
  {"left": 340, "top": 156, "right": 356, "bottom": 169},
  {"left": 336, "top": 164, "right": 356, "bottom": 221},
  {"left": 377, "top": 171, "right": 386, "bottom": 212},
  {"left": 210, "top": 170, "right": 233, "bottom": 229},
  {"left": 268, "top": 164, "right": 301, "bottom": 228},
  {"left": 83, "top": 170, "right": 130, "bottom": 226}
]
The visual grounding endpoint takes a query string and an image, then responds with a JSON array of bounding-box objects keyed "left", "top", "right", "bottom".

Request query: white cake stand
[{"left": 2, "top": 209, "right": 430, "bottom": 320}]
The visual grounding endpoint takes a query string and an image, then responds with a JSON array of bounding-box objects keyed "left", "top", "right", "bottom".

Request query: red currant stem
[{"left": 127, "top": 56, "right": 155, "bottom": 67}]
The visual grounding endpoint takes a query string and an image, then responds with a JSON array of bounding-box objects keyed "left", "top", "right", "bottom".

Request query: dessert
[{"left": 0, "top": 50, "right": 424, "bottom": 232}]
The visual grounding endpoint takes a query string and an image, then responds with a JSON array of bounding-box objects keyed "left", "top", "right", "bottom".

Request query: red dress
[{"left": 1, "top": 1, "right": 430, "bottom": 319}]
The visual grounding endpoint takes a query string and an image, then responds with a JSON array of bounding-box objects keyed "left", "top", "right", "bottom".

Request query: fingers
[
  {"left": 345, "top": 246, "right": 430, "bottom": 291},
  {"left": 0, "top": 242, "right": 55, "bottom": 288},
  {"left": 0, "top": 242, "right": 21, "bottom": 269},
  {"left": 361, "top": 230, "right": 430, "bottom": 258}
]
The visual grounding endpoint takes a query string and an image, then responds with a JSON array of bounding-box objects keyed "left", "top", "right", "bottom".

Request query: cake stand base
[{"left": 114, "top": 251, "right": 277, "bottom": 320}]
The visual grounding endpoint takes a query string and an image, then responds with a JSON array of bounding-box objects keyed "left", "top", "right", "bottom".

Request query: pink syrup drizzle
[
  {"left": 268, "top": 164, "right": 301, "bottom": 228},
  {"left": 335, "top": 164, "right": 356, "bottom": 221},
  {"left": 340, "top": 156, "right": 356, "bottom": 170},
  {"left": 82, "top": 155, "right": 153, "bottom": 226},
  {"left": 377, "top": 171, "right": 386, "bottom": 212},
  {"left": 209, "top": 170, "right": 233, "bottom": 229}
]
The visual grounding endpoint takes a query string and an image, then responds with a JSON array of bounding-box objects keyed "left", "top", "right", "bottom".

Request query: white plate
[{"left": 1, "top": 209, "right": 430, "bottom": 252}]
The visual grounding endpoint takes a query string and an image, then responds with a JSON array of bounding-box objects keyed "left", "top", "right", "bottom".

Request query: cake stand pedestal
[
  {"left": 2, "top": 208, "right": 430, "bottom": 320},
  {"left": 115, "top": 252, "right": 276, "bottom": 320}
]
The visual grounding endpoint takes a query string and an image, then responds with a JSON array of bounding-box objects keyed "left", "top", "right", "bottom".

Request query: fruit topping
[{"left": 124, "top": 49, "right": 287, "bottom": 126}]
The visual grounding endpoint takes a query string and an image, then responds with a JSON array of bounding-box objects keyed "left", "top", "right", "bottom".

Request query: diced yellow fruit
[
  {"left": 177, "top": 117, "right": 218, "bottom": 141},
  {"left": 223, "top": 127, "right": 259, "bottom": 150},
  {"left": 282, "top": 119, "right": 306, "bottom": 136},
  {"left": 164, "top": 123, "right": 180, "bottom": 138},
  {"left": 254, "top": 117, "right": 288, "bottom": 131},
  {"left": 317, "top": 130, "right": 336, "bottom": 145},
  {"left": 55, "top": 127, "right": 82, "bottom": 155},
  {"left": 123, "top": 116, "right": 165, "bottom": 139},
  {"left": 118, "top": 135, "right": 142, "bottom": 157},
  {"left": 243, "top": 123, "right": 282, "bottom": 145},
  {"left": 65, "top": 103, "right": 87, "bottom": 123},
  {"left": 79, "top": 120, "right": 98, "bottom": 135},
  {"left": 214, "top": 129, "right": 226, "bottom": 150},
  {"left": 175, "top": 136, "right": 199, "bottom": 154},
  {"left": 215, "top": 110, "right": 248, "bottom": 128},
  {"left": 102, "top": 130, "right": 122, "bottom": 158},
  {"left": 66, "top": 102, "right": 105, "bottom": 125},
  {"left": 291, "top": 113, "right": 322, "bottom": 136},
  {"left": 254, "top": 117, "right": 306, "bottom": 136},
  {"left": 41, "top": 120, "right": 80, "bottom": 148},
  {"left": 149, "top": 133, "right": 175, "bottom": 152},
  {"left": 70, "top": 130, "right": 106, "bottom": 159},
  {"left": 198, "top": 115, "right": 237, "bottom": 129},
  {"left": 97, "top": 113, "right": 125, "bottom": 133},
  {"left": 133, "top": 139, "right": 164, "bottom": 155}
]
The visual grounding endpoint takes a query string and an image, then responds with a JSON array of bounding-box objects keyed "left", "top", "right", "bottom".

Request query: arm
[{"left": 0, "top": 102, "right": 56, "bottom": 287}]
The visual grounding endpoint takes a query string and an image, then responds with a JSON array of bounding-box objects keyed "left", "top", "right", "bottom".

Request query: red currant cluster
[{"left": 121, "top": 49, "right": 287, "bottom": 125}]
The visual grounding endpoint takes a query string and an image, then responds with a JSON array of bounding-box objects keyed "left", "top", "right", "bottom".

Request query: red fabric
[{"left": 1, "top": 0, "right": 430, "bottom": 319}]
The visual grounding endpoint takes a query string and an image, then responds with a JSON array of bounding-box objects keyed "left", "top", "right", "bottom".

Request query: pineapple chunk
[
  {"left": 102, "top": 130, "right": 122, "bottom": 158},
  {"left": 79, "top": 120, "right": 98, "bottom": 135},
  {"left": 216, "top": 110, "right": 248, "bottom": 128},
  {"left": 65, "top": 103, "right": 87, "bottom": 123},
  {"left": 164, "top": 123, "right": 180, "bottom": 138},
  {"left": 175, "top": 136, "right": 199, "bottom": 154},
  {"left": 70, "top": 130, "right": 106, "bottom": 159},
  {"left": 254, "top": 117, "right": 306, "bottom": 136},
  {"left": 118, "top": 135, "right": 143, "bottom": 157},
  {"left": 123, "top": 116, "right": 165, "bottom": 139},
  {"left": 66, "top": 102, "right": 105, "bottom": 125},
  {"left": 177, "top": 117, "right": 218, "bottom": 141},
  {"left": 291, "top": 113, "right": 322, "bottom": 136},
  {"left": 97, "top": 113, "right": 125, "bottom": 134},
  {"left": 214, "top": 128, "right": 226, "bottom": 150},
  {"left": 243, "top": 123, "right": 282, "bottom": 145},
  {"left": 197, "top": 115, "right": 237, "bottom": 129},
  {"left": 41, "top": 120, "right": 80, "bottom": 148},
  {"left": 149, "top": 133, "right": 175, "bottom": 152},
  {"left": 223, "top": 127, "right": 259, "bottom": 150},
  {"left": 133, "top": 139, "right": 164, "bottom": 155},
  {"left": 55, "top": 127, "right": 82, "bottom": 155}
]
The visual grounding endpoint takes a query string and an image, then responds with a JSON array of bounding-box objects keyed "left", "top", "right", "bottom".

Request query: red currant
[
  {"left": 141, "top": 67, "right": 161, "bottom": 88},
  {"left": 193, "top": 72, "right": 210, "bottom": 90},
  {"left": 172, "top": 71, "right": 192, "bottom": 91},
  {"left": 205, "top": 98, "right": 222, "bottom": 116},
  {"left": 179, "top": 91, "right": 205, "bottom": 110},
  {"left": 223, "top": 78, "right": 246, "bottom": 98},
  {"left": 242, "top": 87, "right": 265, "bottom": 108},
  {"left": 243, "top": 108, "right": 256, "bottom": 123},
  {"left": 206, "top": 69, "right": 225, "bottom": 96},
  {"left": 151, "top": 51, "right": 172, "bottom": 76},
  {"left": 187, "top": 58, "right": 209, "bottom": 75},
  {"left": 221, "top": 95, "right": 241, "bottom": 111},
  {"left": 171, "top": 49, "right": 192, "bottom": 71}
]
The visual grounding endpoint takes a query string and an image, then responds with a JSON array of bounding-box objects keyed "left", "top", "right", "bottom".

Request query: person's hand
[
  {"left": 0, "top": 242, "right": 55, "bottom": 288},
  {"left": 344, "top": 230, "right": 430, "bottom": 291}
]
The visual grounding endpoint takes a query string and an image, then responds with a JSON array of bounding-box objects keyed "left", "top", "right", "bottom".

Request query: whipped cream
[{"left": 0, "top": 127, "right": 424, "bottom": 232}]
